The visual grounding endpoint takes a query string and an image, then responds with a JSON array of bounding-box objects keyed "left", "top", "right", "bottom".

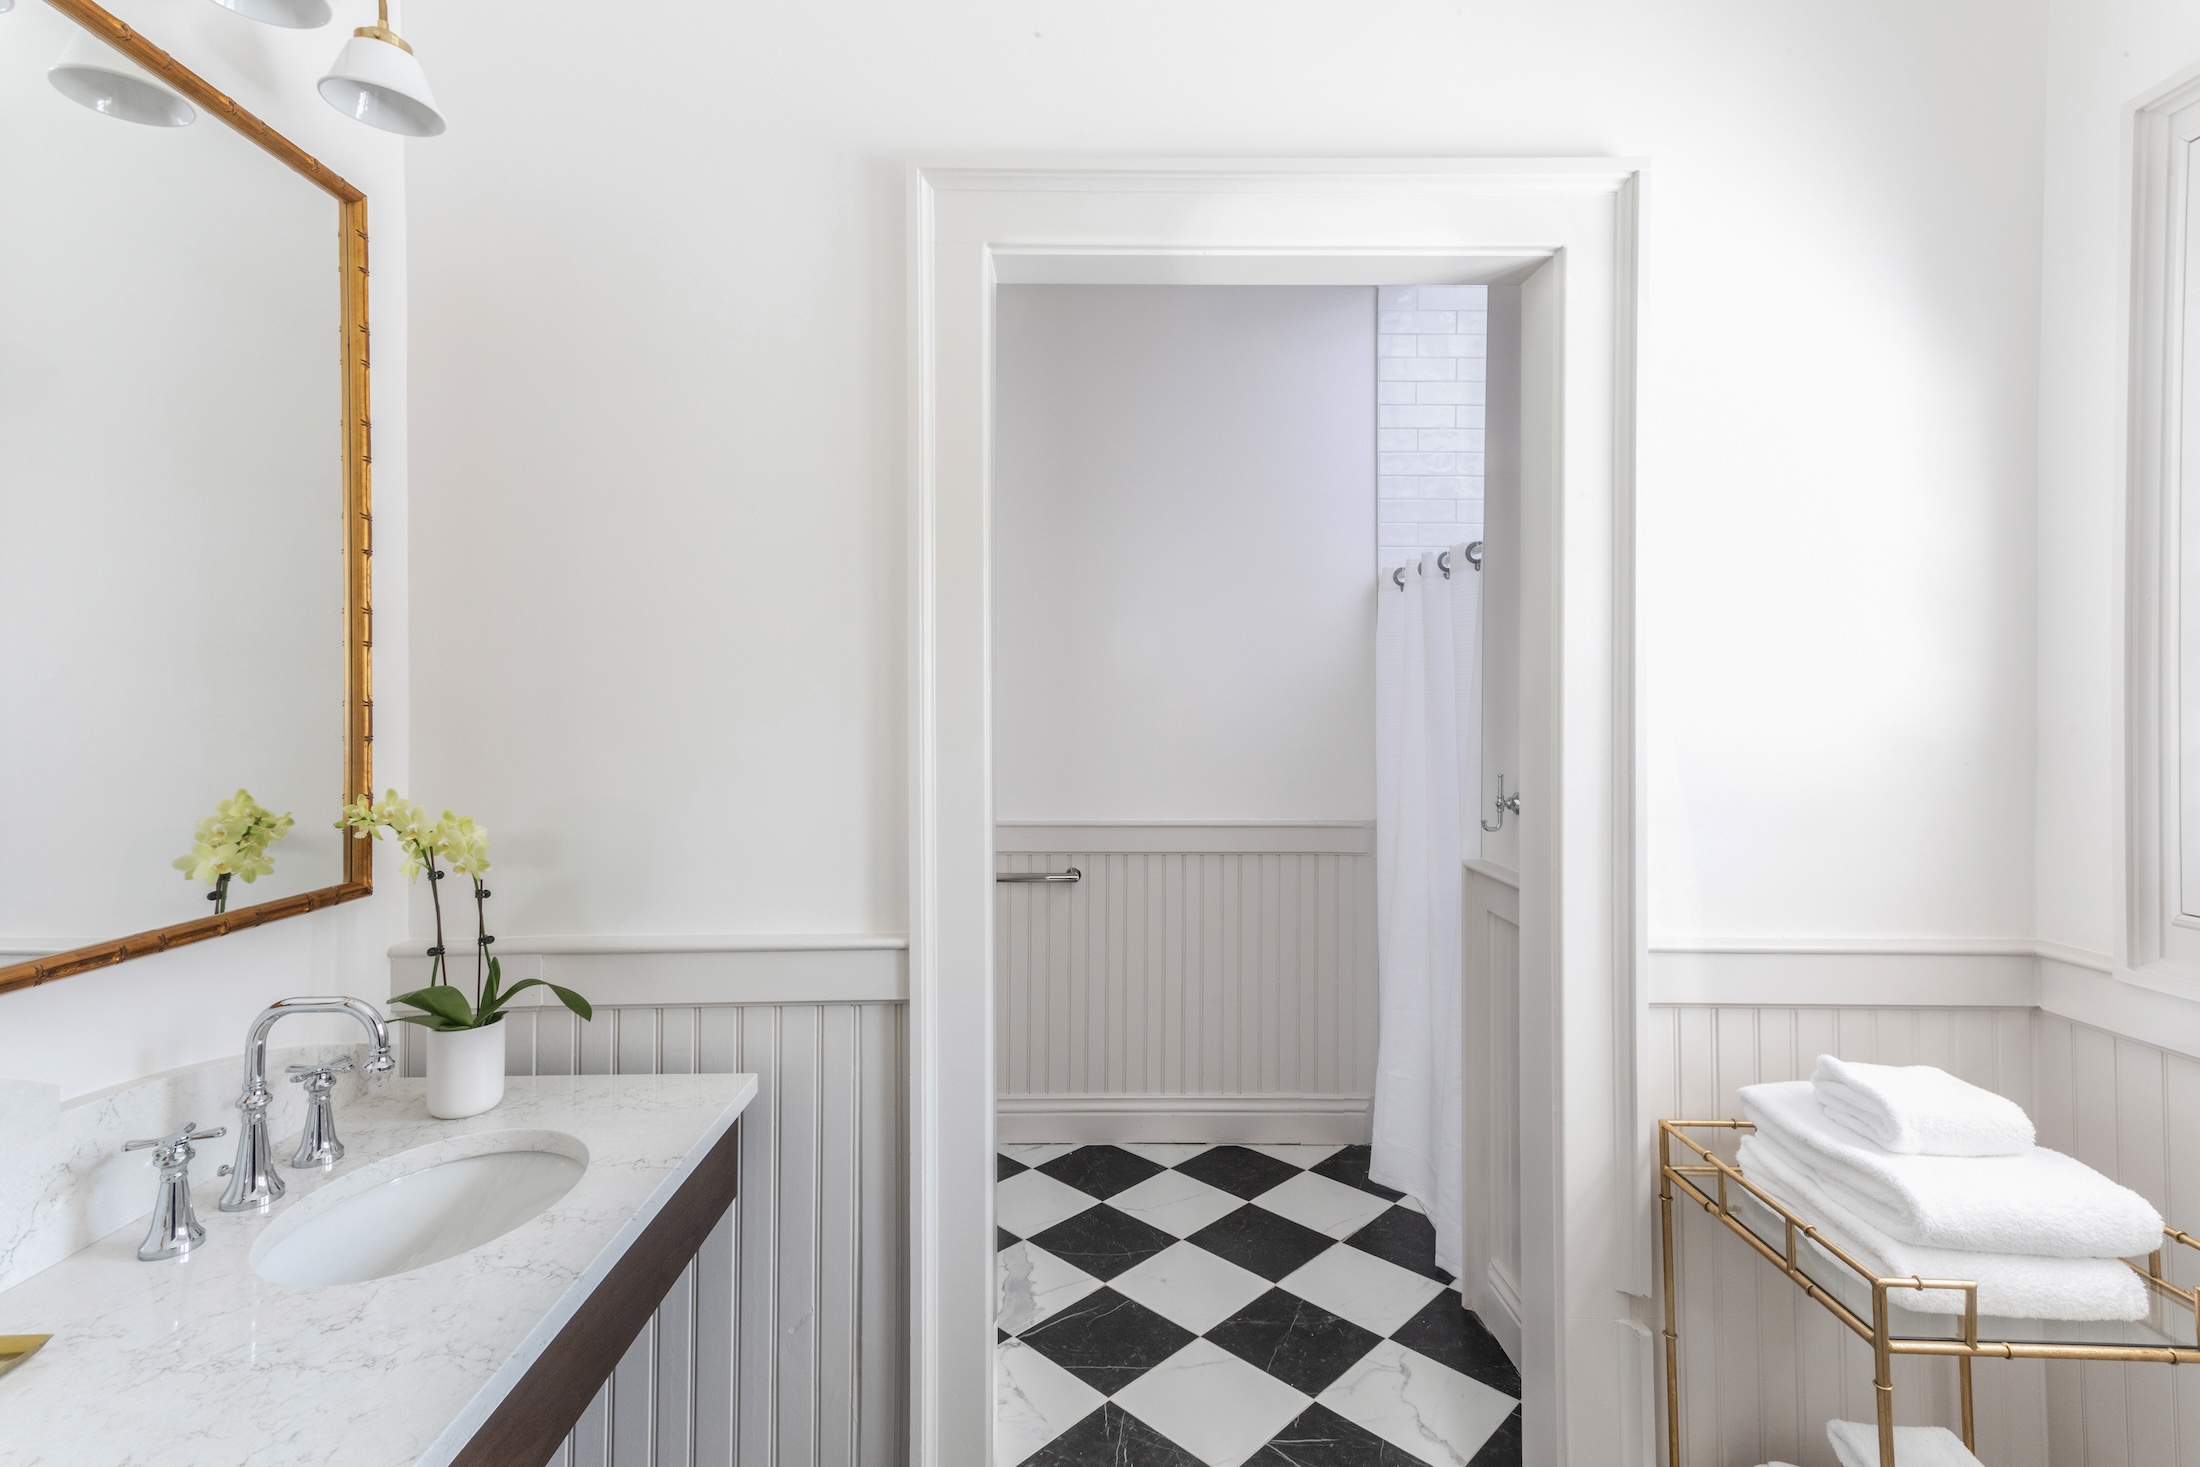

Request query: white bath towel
[
  {"left": 1738, "top": 1135, "right": 2149, "bottom": 1320},
  {"left": 1738, "top": 1080, "right": 2163, "bottom": 1257},
  {"left": 1826, "top": 1420, "right": 1983, "bottom": 1467},
  {"left": 1812, "top": 1054, "right": 2034, "bottom": 1157}
]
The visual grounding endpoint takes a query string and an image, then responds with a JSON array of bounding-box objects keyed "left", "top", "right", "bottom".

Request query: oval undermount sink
[{"left": 252, "top": 1130, "right": 588, "bottom": 1287}]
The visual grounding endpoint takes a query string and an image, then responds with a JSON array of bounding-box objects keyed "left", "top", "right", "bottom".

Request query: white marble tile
[
  {"left": 998, "top": 1240, "right": 1102, "bottom": 1335},
  {"left": 0, "top": 1073, "right": 757, "bottom": 1467},
  {"left": 1120, "top": 1142, "right": 1213, "bottom": 1168},
  {"left": 1115, "top": 1338, "right": 1311, "bottom": 1467},
  {"left": 1396, "top": 1191, "right": 1429, "bottom": 1215},
  {"left": 1111, "top": 1240, "right": 1272, "bottom": 1335},
  {"left": 1245, "top": 1143, "right": 1344, "bottom": 1170},
  {"left": 997, "top": 1169, "right": 1097, "bottom": 1239},
  {"left": 1317, "top": 1340, "right": 1518, "bottom": 1466},
  {"left": 996, "top": 1337, "right": 1104, "bottom": 1467},
  {"left": 1281, "top": 1244, "right": 1445, "bottom": 1336},
  {"left": 1001, "top": 1142, "right": 1079, "bottom": 1166},
  {"left": 1105, "top": 1168, "right": 1243, "bottom": 1239},
  {"left": 1253, "top": 1171, "right": 1395, "bottom": 1239}
]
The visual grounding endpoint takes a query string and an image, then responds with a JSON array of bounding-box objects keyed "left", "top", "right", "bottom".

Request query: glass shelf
[{"left": 1717, "top": 1171, "right": 2200, "bottom": 1353}]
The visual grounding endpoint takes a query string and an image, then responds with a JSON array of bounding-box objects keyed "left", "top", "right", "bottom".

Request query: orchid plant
[
  {"left": 337, "top": 790, "right": 591, "bottom": 1031},
  {"left": 174, "top": 789, "right": 294, "bottom": 914}
]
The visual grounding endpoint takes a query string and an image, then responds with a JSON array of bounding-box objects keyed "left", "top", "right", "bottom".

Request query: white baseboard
[
  {"left": 1480, "top": 1260, "right": 1525, "bottom": 1367},
  {"left": 997, "top": 1092, "right": 1372, "bottom": 1144}
]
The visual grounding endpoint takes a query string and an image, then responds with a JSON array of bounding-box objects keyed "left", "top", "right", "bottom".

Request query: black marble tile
[
  {"left": 1466, "top": 1405, "right": 1523, "bottom": 1466},
  {"left": 1177, "top": 1144, "right": 1303, "bottom": 1200},
  {"left": 1188, "top": 1206, "right": 1338, "bottom": 1282},
  {"left": 1000, "top": 1153, "right": 1031, "bottom": 1181},
  {"left": 1308, "top": 1145, "right": 1405, "bottom": 1203},
  {"left": 1029, "top": 1205, "right": 1177, "bottom": 1281},
  {"left": 1247, "top": 1403, "right": 1423, "bottom": 1465},
  {"left": 1390, "top": 1294, "right": 1522, "bottom": 1396},
  {"left": 1207, "top": 1288, "right": 1383, "bottom": 1396},
  {"left": 1022, "top": 1402, "right": 1207, "bottom": 1467},
  {"left": 1016, "top": 1288, "right": 1196, "bottom": 1396},
  {"left": 1343, "top": 1206, "right": 1451, "bottom": 1284},
  {"left": 1000, "top": 1225, "right": 1018, "bottom": 1251},
  {"left": 1038, "top": 1145, "right": 1165, "bottom": 1201}
]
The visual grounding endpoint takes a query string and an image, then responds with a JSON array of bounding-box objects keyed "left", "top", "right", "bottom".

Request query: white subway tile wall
[{"left": 1377, "top": 285, "right": 1487, "bottom": 569}]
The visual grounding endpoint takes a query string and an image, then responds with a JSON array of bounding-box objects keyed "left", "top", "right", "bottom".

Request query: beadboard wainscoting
[
  {"left": 1650, "top": 1003, "right": 2049, "bottom": 1467},
  {"left": 389, "top": 941, "right": 907, "bottom": 1467},
  {"left": 994, "top": 823, "right": 1377, "bottom": 1143},
  {"left": 1650, "top": 1003, "right": 2200, "bottom": 1467}
]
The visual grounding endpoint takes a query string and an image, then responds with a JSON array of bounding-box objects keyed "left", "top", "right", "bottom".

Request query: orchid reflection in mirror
[
  {"left": 173, "top": 789, "right": 294, "bottom": 915},
  {"left": 394, "top": 956, "right": 593, "bottom": 1120}
]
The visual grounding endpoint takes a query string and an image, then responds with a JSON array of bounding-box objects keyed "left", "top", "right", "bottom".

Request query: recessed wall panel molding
[
  {"left": 411, "top": 1001, "right": 906, "bottom": 1467},
  {"left": 994, "top": 827, "right": 1377, "bottom": 1143}
]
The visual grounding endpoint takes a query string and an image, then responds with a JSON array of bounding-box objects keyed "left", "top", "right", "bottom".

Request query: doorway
[
  {"left": 986, "top": 280, "right": 1522, "bottom": 1465},
  {"left": 908, "top": 159, "right": 1647, "bottom": 1467}
]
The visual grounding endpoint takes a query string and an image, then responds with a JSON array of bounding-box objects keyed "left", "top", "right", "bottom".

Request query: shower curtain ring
[
  {"left": 1392, "top": 566, "right": 1406, "bottom": 589},
  {"left": 1438, "top": 550, "right": 1452, "bottom": 578}
]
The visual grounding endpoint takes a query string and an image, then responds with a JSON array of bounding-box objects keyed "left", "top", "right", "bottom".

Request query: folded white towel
[
  {"left": 1738, "top": 1135, "right": 2149, "bottom": 1320},
  {"left": 1739, "top": 1080, "right": 2163, "bottom": 1257},
  {"left": 1812, "top": 1054, "right": 2034, "bottom": 1156},
  {"left": 1827, "top": 1420, "right": 1982, "bottom": 1467}
]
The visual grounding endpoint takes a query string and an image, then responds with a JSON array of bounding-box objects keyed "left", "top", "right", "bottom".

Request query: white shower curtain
[{"left": 1371, "top": 546, "right": 1482, "bottom": 1283}]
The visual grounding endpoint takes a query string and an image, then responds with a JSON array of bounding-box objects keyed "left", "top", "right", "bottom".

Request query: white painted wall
[
  {"left": 2035, "top": 0, "right": 2200, "bottom": 964},
  {"left": 992, "top": 285, "right": 1376, "bottom": 823},
  {"left": 0, "top": 0, "right": 411, "bottom": 1100},
  {"left": 401, "top": 0, "right": 2048, "bottom": 960}
]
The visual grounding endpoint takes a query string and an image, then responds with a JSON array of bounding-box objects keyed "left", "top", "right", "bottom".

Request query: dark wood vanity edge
[{"left": 449, "top": 1119, "right": 741, "bottom": 1467}]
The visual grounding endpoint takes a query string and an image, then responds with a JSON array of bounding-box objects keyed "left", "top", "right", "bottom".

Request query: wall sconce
[
  {"left": 318, "top": 0, "right": 444, "bottom": 136},
  {"left": 208, "top": 0, "right": 332, "bottom": 29},
  {"left": 48, "top": 30, "right": 196, "bottom": 126}
]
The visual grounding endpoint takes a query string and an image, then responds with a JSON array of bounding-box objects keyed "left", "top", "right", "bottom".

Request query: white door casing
[{"left": 907, "top": 158, "right": 1647, "bottom": 1467}]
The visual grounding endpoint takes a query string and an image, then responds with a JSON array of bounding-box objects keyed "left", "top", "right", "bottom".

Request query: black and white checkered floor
[{"left": 996, "top": 1142, "right": 1523, "bottom": 1466}]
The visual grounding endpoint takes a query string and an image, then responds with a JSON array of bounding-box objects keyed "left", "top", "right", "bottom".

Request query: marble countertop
[{"left": 0, "top": 1072, "right": 757, "bottom": 1467}]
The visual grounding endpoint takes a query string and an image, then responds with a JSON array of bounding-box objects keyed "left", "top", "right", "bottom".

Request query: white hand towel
[
  {"left": 1738, "top": 1135, "right": 2149, "bottom": 1320},
  {"left": 1812, "top": 1054, "right": 2034, "bottom": 1156},
  {"left": 1827, "top": 1420, "right": 1983, "bottom": 1467},
  {"left": 1739, "top": 1080, "right": 2163, "bottom": 1257}
]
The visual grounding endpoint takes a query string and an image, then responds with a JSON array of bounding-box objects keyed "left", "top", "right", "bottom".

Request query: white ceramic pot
[{"left": 425, "top": 1022, "right": 506, "bottom": 1119}]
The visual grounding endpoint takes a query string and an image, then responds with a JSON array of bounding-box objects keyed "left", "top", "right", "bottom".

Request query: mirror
[{"left": 0, "top": 0, "right": 372, "bottom": 994}]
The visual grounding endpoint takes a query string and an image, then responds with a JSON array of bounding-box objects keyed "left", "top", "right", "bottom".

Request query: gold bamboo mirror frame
[{"left": 0, "top": 0, "right": 373, "bottom": 998}]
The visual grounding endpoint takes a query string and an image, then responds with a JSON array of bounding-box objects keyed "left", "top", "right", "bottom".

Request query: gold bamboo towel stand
[{"left": 1659, "top": 1119, "right": 2200, "bottom": 1467}]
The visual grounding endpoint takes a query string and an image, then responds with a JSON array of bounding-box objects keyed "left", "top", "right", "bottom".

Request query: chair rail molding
[
  {"left": 386, "top": 934, "right": 907, "bottom": 1008},
  {"left": 911, "top": 156, "right": 1646, "bottom": 1467}
]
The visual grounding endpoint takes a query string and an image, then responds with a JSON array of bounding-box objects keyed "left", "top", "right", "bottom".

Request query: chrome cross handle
[
  {"left": 286, "top": 1060, "right": 356, "bottom": 1169},
  {"left": 124, "top": 1121, "right": 227, "bottom": 1261}
]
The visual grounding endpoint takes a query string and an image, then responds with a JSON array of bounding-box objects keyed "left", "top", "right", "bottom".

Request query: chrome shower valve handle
[
  {"left": 124, "top": 1121, "right": 227, "bottom": 1261},
  {"left": 286, "top": 1059, "right": 356, "bottom": 1168}
]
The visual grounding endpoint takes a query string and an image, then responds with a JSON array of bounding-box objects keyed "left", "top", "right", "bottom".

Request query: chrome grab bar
[{"left": 996, "top": 868, "right": 1081, "bottom": 883}]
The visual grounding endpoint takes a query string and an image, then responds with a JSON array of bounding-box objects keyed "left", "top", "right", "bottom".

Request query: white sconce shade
[
  {"left": 318, "top": 25, "right": 443, "bottom": 136},
  {"left": 48, "top": 31, "right": 196, "bottom": 127},
  {"left": 207, "top": 0, "right": 333, "bottom": 30}
]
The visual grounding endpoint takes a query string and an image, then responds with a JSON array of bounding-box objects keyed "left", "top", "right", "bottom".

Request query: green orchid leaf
[
  {"left": 391, "top": 983, "right": 477, "bottom": 1029},
  {"left": 494, "top": 978, "right": 594, "bottom": 1023},
  {"left": 392, "top": 1012, "right": 466, "bottom": 1031},
  {"left": 546, "top": 983, "right": 593, "bottom": 1021}
]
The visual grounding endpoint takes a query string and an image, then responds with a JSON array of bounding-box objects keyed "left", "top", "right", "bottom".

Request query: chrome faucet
[
  {"left": 220, "top": 997, "right": 393, "bottom": 1213},
  {"left": 124, "top": 1120, "right": 226, "bottom": 1260}
]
